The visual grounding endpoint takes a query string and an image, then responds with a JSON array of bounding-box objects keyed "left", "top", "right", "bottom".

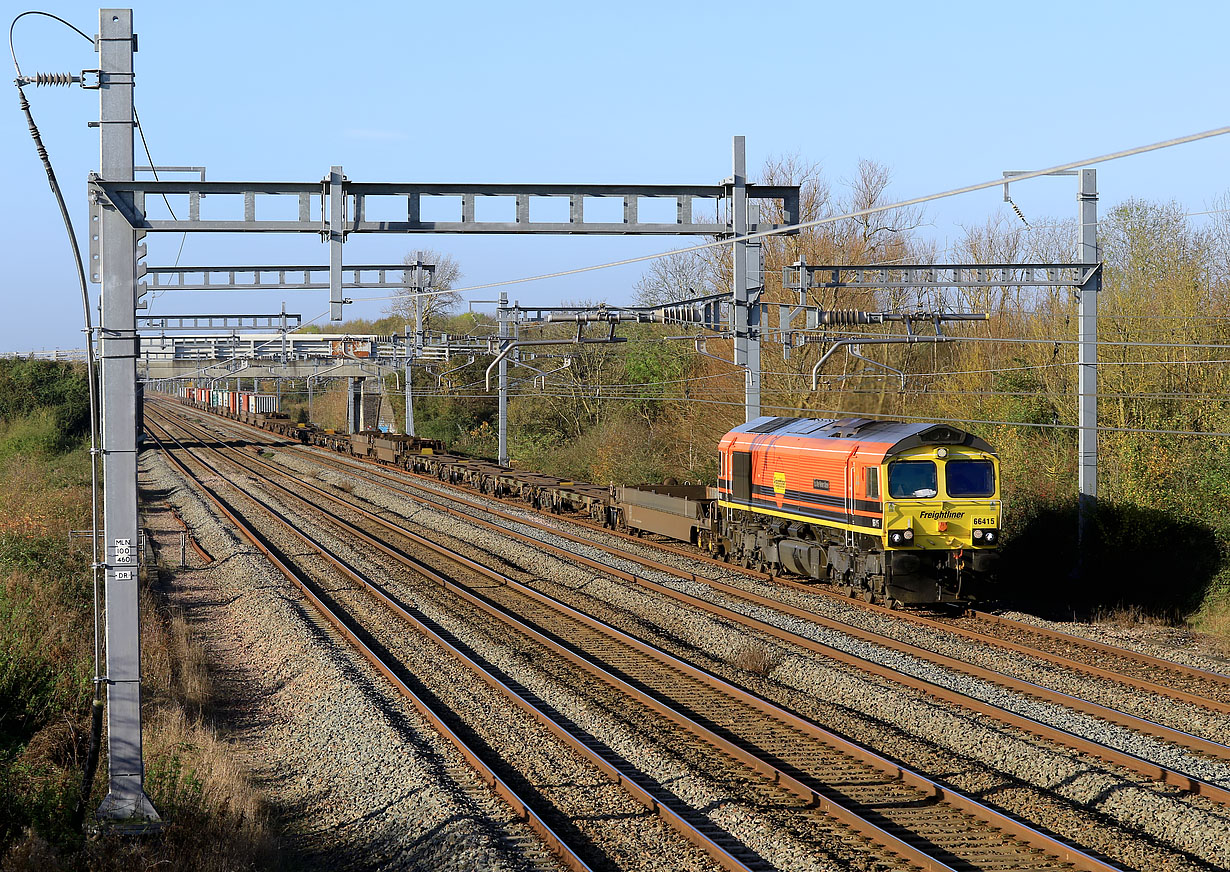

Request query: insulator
[
  {"left": 20, "top": 72, "right": 81, "bottom": 87},
  {"left": 818, "top": 309, "right": 871, "bottom": 325},
  {"left": 660, "top": 306, "right": 699, "bottom": 323}
]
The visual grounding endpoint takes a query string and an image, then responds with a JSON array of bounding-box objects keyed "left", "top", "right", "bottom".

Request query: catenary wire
[{"left": 366, "top": 387, "right": 1230, "bottom": 438}]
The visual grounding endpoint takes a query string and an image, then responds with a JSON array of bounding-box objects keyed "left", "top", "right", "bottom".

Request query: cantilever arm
[{"left": 810, "top": 336, "right": 953, "bottom": 391}]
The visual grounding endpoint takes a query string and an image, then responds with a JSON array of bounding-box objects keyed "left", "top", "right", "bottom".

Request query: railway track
[
  {"left": 144, "top": 420, "right": 596, "bottom": 872},
  {"left": 147, "top": 402, "right": 1150, "bottom": 871},
  {"left": 160, "top": 397, "right": 1230, "bottom": 713},
  {"left": 299, "top": 432, "right": 1230, "bottom": 717},
  {"left": 156, "top": 401, "right": 1230, "bottom": 807}
]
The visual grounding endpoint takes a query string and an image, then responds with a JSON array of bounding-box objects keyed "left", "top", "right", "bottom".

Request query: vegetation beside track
[{"left": 0, "top": 360, "right": 276, "bottom": 871}]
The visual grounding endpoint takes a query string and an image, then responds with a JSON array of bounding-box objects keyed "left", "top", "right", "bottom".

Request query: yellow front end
[
  {"left": 879, "top": 445, "right": 1000, "bottom": 600},
  {"left": 881, "top": 445, "right": 1001, "bottom": 550}
]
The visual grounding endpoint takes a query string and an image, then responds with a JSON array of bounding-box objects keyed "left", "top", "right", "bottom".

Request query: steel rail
[
  {"left": 153, "top": 411, "right": 940, "bottom": 870},
  {"left": 143, "top": 422, "right": 600, "bottom": 872},
  {"left": 160, "top": 398, "right": 1230, "bottom": 804},
  {"left": 162, "top": 396, "right": 1230, "bottom": 705},
  {"left": 268, "top": 432, "right": 1230, "bottom": 806},
  {"left": 146, "top": 417, "right": 752, "bottom": 872},
  {"left": 964, "top": 609, "right": 1230, "bottom": 692},
  {"left": 153, "top": 405, "right": 1129, "bottom": 872},
  {"left": 241, "top": 403, "right": 1230, "bottom": 708}
]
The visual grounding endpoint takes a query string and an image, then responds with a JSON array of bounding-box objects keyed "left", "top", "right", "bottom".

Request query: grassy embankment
[{"left": 0, "top": 359, "right": 277, "bottom": 871}]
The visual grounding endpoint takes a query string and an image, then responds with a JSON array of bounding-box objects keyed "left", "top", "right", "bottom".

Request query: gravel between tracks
[
  {"left": 261, "top": 444, "right": 1230, "bottom": 871},
  {"left": 140, "top": 447, "right": 573, "bottom": 872},
  {"left": 145, "top": 429, "right": 736, "bottom": 872},
  {"left": 991, "top": 610, "right": 1230, "bottom": 673}
]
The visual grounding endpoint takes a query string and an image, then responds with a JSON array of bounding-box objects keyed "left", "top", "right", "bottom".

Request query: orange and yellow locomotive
[{"left": 715, "top": 416, "right": 1000, "bottom": 605}]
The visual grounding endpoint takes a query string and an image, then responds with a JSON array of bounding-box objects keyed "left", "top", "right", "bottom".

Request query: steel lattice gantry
[
  {"left": 91, "top": 7, "right": 800, "bottom": 821},
  {"left": 90, "top": 170, "right": 801, "bottom": 321}
]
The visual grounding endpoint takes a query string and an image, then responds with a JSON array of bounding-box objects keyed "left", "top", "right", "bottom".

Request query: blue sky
[{"left": 4, "top": 0, "right": 1229, "bottom": 350}]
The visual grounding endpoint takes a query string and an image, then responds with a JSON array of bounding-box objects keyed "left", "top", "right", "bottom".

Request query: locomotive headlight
[
  {"left": 903, "top": 528, "right": 914, "bottom": 541},
  {"left": 973, "top": 528, "right": 984, "bottom": 540},
  {"left": 889, "top": 531, "right": 904, "bottom": 545},
  {"left": 936, "top": 448, "right": 948, "bottom": 458},
  {"left": 984, "top": 530, "right": 997, "bottom": 544}
]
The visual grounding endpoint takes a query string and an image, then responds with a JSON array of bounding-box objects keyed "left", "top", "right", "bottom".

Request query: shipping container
[{"left": 251, "top": 394, "right": 278, "bottom": 414}]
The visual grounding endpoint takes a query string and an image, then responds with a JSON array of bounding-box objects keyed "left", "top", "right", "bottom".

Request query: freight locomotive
[
  {"left": 713, "top": 416, "right": 999, "bottom": 605},
  {"left": 166, "top": 388, "right": 1000, "bottom": 606}
]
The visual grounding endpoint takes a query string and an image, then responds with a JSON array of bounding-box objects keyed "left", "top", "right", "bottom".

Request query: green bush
[{"left": 0, "top": 360, "right": 91, "bottom": 454}]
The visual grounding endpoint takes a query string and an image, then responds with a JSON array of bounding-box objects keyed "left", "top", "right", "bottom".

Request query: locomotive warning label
[{"left": 773, "top": 472, "right": 786, "bottom": 495}]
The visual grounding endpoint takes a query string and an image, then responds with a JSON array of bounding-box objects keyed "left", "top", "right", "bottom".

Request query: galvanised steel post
[
  {"left": 405, "top": 252, "right": 425, "bottom": 437},
  {"left": 404, "top": 325, "right": 413, "bottom": 436},
  {"left": 498, "top": 291, "right": 509, "bottom": 467},
  {"left": 329, "top": 166, "right": 344, "bottom": 321},
  {"left": 731, "top": 136, "right": 760, "bottom": 421},
  {"left": 355, "top": 377, "right": 366, "bottom": 432},
  {"left": 1077, "top": 169, "right": 1100, "bottom": 547},
  {"left": 96, "top": 7, "right": 158, "bottom": 823}
]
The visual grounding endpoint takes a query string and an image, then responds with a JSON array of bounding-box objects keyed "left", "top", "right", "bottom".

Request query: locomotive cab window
[
  {"left": 865, "top": 467, "right": 879, "bottom": 499},
  {"left": 945, "top": 459, "right": 995, "bottom": 497},
  {"left": 888, "top": 460, "right": 937, "bottom": 498}
]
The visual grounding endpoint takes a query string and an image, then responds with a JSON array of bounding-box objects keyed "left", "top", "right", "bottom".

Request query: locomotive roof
[{"left": 728, "top": 416, "right": 995, "bottom": 456}]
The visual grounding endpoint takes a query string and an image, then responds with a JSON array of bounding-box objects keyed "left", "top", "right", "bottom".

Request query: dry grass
[
  {"left": 1191, "top": 597, "right": 1230, "bottom": 652},
  {"left": 732, "top": 642, "right": 779, "bottom": 676},
  {"left": 141, "top": 587, "right": 215, "bottom": 716},
  {"left": 137, "top": 569, "right": 275, "bottom": 863},
  {"left": 27, "top": 569, "right": 284, "bottom": 871},
  {"left": 1, "top": 560, "right": 280, "bottom": 870},
  {"left": 1090, "top": 603, "right": 1184, "bottom": 628}
]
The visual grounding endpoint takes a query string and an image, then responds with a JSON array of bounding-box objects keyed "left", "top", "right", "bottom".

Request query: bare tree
[
  {"left": 632, "top": 248, "right": 717, "bottom": 306},
  {"left": 386, "top": 250, "right": 464, "bottom": 331}
]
